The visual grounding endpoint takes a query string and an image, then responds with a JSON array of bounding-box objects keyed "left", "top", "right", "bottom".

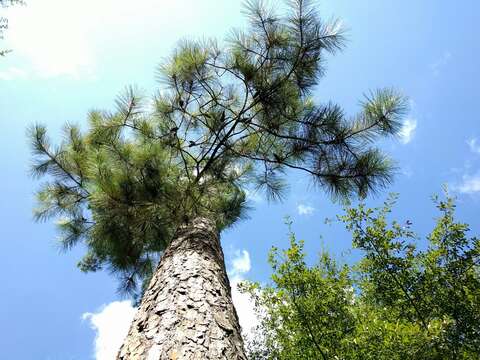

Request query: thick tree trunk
[{"left": 117, "top": 217, "right": 247, "bottom": 360}]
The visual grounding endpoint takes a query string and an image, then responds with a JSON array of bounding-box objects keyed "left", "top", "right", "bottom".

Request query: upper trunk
[{"left": 117, "top": 217, "right": 247, "bottom": 360}]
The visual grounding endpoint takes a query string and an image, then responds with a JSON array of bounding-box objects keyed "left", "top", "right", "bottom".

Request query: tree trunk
[{"left": 117, "top": 217, "right": 247, "bottom": 360}]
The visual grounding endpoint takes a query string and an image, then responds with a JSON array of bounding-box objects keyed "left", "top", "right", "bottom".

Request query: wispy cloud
[
  {"left": 451, "top": 139, "right": 480, "bottom": 194},
  {"left": 0, "top": 66, "right": 28, "bottom": 80},
  {"left": 454, "top": 172, "right": 480, "bottom": 194},
  {"left": 82, "top": 301, "right": 136, "bottom": 360},
  {"left": 402, "top": 166, "right": 414, "bottom": 178},
  {"left": 430, "top": 51, "right": 452, "bottom": 77},
  {"left": 297, "top": 203, "right": 315, "bottom": 216},
  {"left": 399, "top": 118, "right": 417, "bottom": 144},
  {"left": 467, "top": 138, "right": 480, "bottom": 154}
]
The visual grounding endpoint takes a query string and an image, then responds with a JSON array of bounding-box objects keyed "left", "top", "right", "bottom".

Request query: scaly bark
[{"left": 117, "top": 217, "right": 246, "bottom": 360}]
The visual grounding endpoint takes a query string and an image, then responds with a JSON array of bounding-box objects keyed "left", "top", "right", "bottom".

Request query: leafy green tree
[
  {"left": 244, "top": 193, "right": 480, "bottom": 359},
  {"left": 343, "top": 192, "right": 480, "bottom": 358},
  {"left": 241, "top": 226, "right": 355, "bottom": 360},
  {"left": 29, "top": 0, "right": 406, "bottom": 358}
]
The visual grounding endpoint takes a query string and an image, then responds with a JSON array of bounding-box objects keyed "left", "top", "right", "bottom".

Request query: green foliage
[
  {"left": 243, "top": 193, "right": 480, "bottom": 359},
  {"left": 250, "top": 230, "right": 354, "bottom": 360},
  {"left": 30, "top": 0, "right": 407, "bottom": 297}
]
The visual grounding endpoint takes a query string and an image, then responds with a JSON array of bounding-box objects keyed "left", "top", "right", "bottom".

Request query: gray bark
[{"left": 117, "top": 217, "right": 247, "bottom": 360}]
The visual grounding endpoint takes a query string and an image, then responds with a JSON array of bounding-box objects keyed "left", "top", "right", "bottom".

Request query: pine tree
[{"left": 29, "top": 1, "right": 407, "bottom": 358}]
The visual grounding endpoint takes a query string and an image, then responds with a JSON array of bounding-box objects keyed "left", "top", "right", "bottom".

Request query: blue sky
[{"left": 1, "top": 0, "right": 479, "bottom": 358}]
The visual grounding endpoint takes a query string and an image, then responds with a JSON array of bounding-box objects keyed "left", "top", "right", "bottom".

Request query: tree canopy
[
  {"left": 243, "top": 192, "right": 480, "bottom": 359},
  {"left": 29, "top": 0, "right": 407, "bottom": 297}
]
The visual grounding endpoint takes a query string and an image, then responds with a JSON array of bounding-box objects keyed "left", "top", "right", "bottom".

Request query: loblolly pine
[{"left": 29, "top": 0, "right": 408, "bottom": 358}]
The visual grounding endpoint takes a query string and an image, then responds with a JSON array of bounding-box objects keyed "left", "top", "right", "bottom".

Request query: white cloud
[
  {"left": 231, "top": 250, "right": 251, "bottom": 276},
  {"left": 297, "top": 204, "right": 315, "bottom": 215},
  {"left": 4, "top": 1, "right": 95, "bottom": 78},
  {"left": 430, "top": 51, "right": 452, "bottom": 76},
  {"left": 3, "top": 0, "right": 243, "bottom": 79},
  {"left": 467, "top": 138, "right": 480, "bottom": 154},
  {"left": 454, "top": 173, "right": 480, "bottom": 194},
  {"left": 82, "top": 301, "right": 136, "bottom": 360},
  {"left": 227, "top": 249, "right": 259, "bottom": 339},
  {"left": 399, "top": 118, "right": 417, "bottom": 144},
  {"left": 451, "top": 139, "right": 480, "bottom": 194},
  {"left": 0, "top": 66, "right": 28, "bottom": 80}
]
